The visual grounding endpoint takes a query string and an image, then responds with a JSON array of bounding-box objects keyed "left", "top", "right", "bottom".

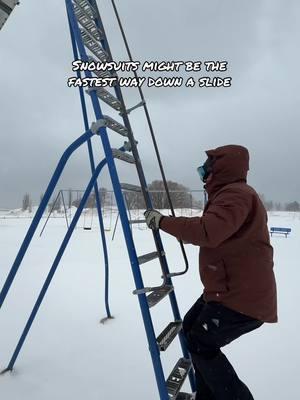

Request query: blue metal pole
[
  {"left": 67, "top": 13, "right": 112, "bottom": 319},
  {"left": 0, "top": 130, "right": 93, "bottom": 309},
  {"left": 66, "top": 3, "right": 169, "bottom": 398},
  {"left": 1, "top": 156, "right": 110, "bottom": 373}
]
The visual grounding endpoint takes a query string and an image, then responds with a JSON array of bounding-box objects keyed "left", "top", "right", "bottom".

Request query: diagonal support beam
[{"left": 0, "top": 130, "right": 94, "bottom": 309}]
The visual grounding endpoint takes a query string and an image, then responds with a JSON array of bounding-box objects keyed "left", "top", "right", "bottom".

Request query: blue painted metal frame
[
  {"left": 66, "top": 0, "right": 195, "bottom": 396},
  {"left": 1, "top": 148, "right": 125, "bottom": 372},
  {"left": 88, "top": 0, "right": 196, "bottom": 392},
  {"left": 68, "top": 12, "right": 112, "bottom": 320},
  {"left": 0, "top": 2, "right": 195, "bottom": 397},
  {"left": 66, "top": 2, "right": 170, "bottom": 398},
  {"left": 0, "top": 130, "right": 94, "bottom": 309}
]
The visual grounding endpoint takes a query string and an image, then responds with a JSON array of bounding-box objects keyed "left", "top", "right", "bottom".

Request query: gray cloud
[{"left": 0, "top": 0, "right": 299, "bottom": 208}]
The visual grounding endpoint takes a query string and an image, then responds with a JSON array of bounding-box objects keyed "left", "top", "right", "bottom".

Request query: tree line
[{"left": 20, "top": 183, "right": 300, "bottom": 212}]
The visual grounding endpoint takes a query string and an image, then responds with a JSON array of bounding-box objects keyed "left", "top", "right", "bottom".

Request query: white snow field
[{"left": 0, "top": 210, "right": 298, "bottom": 399}]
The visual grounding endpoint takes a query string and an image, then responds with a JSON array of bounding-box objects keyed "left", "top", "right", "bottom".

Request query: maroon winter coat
[{"left": 160, "top": 145, "right": 277, "bottom": 323}]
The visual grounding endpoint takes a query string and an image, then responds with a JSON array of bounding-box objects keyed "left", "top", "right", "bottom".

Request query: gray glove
[{"left": 144, "top": 209, "right": 164, "bottom": 230}]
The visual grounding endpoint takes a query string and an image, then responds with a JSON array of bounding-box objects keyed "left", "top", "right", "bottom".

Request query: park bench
[{"left": 270, "top": 227, "right": 291, "bottom": 238}]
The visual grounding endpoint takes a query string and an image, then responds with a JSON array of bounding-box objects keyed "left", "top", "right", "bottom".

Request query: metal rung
[
  {"left": 87, "top": 56, "right": 116, "bottom": 79},
  {"left": 129, "top": 219, "right": 146, "bottom": 225},
  {"left": 156, "top": 321, "right": 182, "bottom": 351},
  {"left": 73, "top": 0, "right": 97, "bottom": 19},
  {"left": 73, "top": 2, "right": 103, "bottom": 39},
  {"left": 138, "top": 251, "right": 159, "bottom": 265},
  {"left": 80, "top": 24, "right": 101, "bottom": 46},
  {"left": 147, "top": 285, "right": 173, "bottom": 308},
  {"left": 112, "top": 149, "right": 135, "bottom": 164},
  {"left": 102, "top": 115, "right": 128, "bottom": 136},
  {"left": 81, "top": 30, "right": 109, "bottom": 62},
  {"left": 77, "top": 15, "right": 103, "bottom": 42},
  {"left": 176, "top": 393, "right": 195, "bottom": 400},
  {"left": 88, "top": 87, "right": 122, "bottom": 111},
  {"left": 120, "top": 183, "right": 142, "bottom": 192},
  {"left": 166, "top": 358, "right": 192, "bottom": 399},
  {"left": 91, "top": 68, "right": 116, "bottom": 80}
]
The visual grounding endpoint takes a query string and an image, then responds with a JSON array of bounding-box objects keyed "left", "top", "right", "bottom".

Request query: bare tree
[
  {"left": 22, "top": 193, "right": 31, "bottom": 211},
  {"left": 123, "top": 190, "right": 144, "bottom": 210},
  {"left": 285, "top": 201, "right": 300, "bottom": 212},
  {"left": 48, "top": 193, "right": 62, "bottom": 212},
  {"left": 99, "top": 187, "right": 107, "bottom": 206},
  {"left": 72, "top": 195, "right": 82, "bottom": 209},
  {"left": 85, "top": 192, "right": 96, "bottom": 209},
  {"left": 148, "top": 180, "right": 193, "bottom": 209},
  {"left": 68, "top": 189, "right": 73, "bottom": 209},
  {"left": 258, "top": 193, "right": 274, "bottom": 211},
  {"left": 274, "top": 202, "right": 282, "bottom": 211}
]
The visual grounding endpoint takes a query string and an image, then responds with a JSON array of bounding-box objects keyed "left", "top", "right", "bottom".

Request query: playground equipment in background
[{"left": 39, "top": 189, "right": 114, "bottom": 235}]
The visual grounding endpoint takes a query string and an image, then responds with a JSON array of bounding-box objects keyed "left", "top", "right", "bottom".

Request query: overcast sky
[{"left": 0, "top": 0, "right": 299, "bottom": 208}]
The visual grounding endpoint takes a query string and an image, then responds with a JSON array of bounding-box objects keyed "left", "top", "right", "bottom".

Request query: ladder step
[
  {"left": 88, "top": 87, "right": 122, "bottom": 111},
  {"left": 88, "top": 57, "right": 116, "bottom": 80},
  {"left": 166, "top": 358, "right": 192, "bottom": 399},
  {"left": 147, "top": 285, "right": 173, "bottom": 308},
  {"left": 80, "top": 24, "right": 102, "bottom": 47},
  {"left": 138, "top": 251, "right": 159, "bottom": 265},
  {"left": 156, "top": 321, "right": 182, "bottom": 351},
  {"left": 73, "top": 0, "right": 97, "bottom": 19},
  {"left": 74, "top": 3, "right": 103, "bottom": 40},
  {"left": 176, "top": 393, "right": 195, "bottom": 400},
  {"left": 112, "top": 149, "right": 135, "bottom": 164},
  {"left": 81, "top": 29, "right": 110, "bottom": 62},
  {"left": 120, "top": 183, "right": 142, "bottom": 192},
  {"left": 129, "top": 219, "right": 146, "bottom": 225},
  {"left": 102, "top": 115, "right": 128, "bottom": 137},
  {"left": 91, "top": 68, "right": 115, "bottom": 80}
]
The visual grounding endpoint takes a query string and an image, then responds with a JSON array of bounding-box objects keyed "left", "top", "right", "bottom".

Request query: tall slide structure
[{"left": 0, "top": 1, "right": 196, "bottom": 398}]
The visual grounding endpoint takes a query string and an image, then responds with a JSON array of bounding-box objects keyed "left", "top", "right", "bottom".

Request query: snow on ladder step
[
  {"left": 73, "top": 0, "right": 97, "bottom": 19},
  {"left": 156, "top": 321, "right": 182, "bottom": 351},
  {"left": 112, "top": 149, "right": 135, "bottom": 164},
  {"left": 166, "top": 358, "right": 192, "bottom": 399},
  {"left": 74, "top": 3, "right": 103, "bottom": 40},
  {"left": 102, "top": 115, "right": 128, "bottom": 136},
  {"left": 80, "top": 24, "right": 102, "bottom": 47},
  {"left": 80, "top": 30, "right": 110, "bottom": 62},
  {"left": 138, "top": 251, "right": 160, "bottom": 265},
  {"left": 88, "top": 87, "right": 122, "bottom": 111},
  {"left": 77, "top": 16, "right": 103, "bottom": 42},
  {"left": 147, "top": 285, "right": 173, "bottom": 308},
  {"left": 87, "top": 57, "right": 117, "bottom": 80}
]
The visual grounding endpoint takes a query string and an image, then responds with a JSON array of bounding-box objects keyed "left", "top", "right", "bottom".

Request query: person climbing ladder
[{"left": 144, "top": 144, "right": 278, "bottom": 399}]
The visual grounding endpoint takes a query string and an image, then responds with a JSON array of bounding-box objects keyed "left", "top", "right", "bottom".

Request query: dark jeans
[{"left": 182, "top": 295, "right": 263, "bottom": 400}]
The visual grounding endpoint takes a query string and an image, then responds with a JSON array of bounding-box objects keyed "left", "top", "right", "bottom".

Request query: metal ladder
[{"left": 66, "top": 0, "right": 196, "bottom": 398}]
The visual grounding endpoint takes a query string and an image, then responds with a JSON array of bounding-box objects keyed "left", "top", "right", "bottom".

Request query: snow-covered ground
[{"left": 0, "top": 210, "right": 298, "bottom": 399}]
